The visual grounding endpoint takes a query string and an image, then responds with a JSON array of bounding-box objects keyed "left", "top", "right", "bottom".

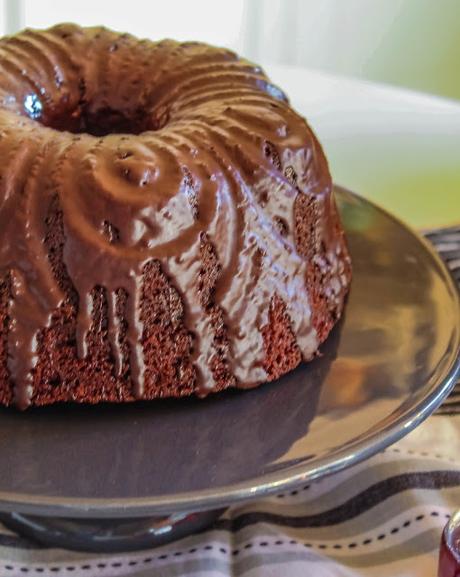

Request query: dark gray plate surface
[{"left": 0, "top": 187, "right": 458, "bottom": 518}]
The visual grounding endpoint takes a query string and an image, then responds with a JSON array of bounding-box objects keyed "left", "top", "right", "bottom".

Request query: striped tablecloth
[{"left": 0, "top": 226, "right": 459, "bottom": 577}]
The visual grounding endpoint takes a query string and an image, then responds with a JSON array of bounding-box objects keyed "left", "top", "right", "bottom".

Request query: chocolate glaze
[{"left": 0, "top": 24, "right": 351, "bottom": 408}]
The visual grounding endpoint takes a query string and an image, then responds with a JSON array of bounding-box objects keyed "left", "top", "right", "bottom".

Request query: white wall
[
  {"left": 21, "top": 0, "right": 247, "bottom": 51},
  {"left": 1, "top": 0, "right": 459, "bottom": 100}
]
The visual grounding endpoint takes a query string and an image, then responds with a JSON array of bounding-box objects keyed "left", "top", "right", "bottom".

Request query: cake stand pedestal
[{"left": 0, "top": 510, "right": 226, "bottom": 552}]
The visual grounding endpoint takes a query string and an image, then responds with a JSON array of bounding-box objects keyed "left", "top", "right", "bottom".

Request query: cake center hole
[{"left": 23, "top": 93, "right": 164, "bottom": 136}]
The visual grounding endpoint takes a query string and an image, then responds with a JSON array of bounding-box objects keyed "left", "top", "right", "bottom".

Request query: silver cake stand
[{"left": 0, "top": 187, "right": 458, "bottom": 552}]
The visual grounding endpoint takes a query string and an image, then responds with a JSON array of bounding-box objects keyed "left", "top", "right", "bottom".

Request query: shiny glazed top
[{"left": 0, "top": 24, "right": 350, "bottom": 408}]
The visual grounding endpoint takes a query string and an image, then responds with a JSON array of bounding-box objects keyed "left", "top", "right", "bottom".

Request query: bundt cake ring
[{"left": 0, "top": 24, "right": 351, "bottom": 409}]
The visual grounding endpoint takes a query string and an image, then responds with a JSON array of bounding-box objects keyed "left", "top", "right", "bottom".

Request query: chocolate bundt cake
[{"left": 0, "top": 24, "right": 351, "bottom": 409}]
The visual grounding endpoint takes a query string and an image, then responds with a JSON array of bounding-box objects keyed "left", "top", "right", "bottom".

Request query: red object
[{"left": 439, "top": 513, "right": 460, "bottom": 577}]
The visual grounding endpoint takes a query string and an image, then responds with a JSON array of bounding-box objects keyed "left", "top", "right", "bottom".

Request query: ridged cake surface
[{"left": 0, "top": 24, "right": 351, "bottom": 408}]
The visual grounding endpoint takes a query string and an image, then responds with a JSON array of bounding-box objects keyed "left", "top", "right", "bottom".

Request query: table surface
[{"left": 265, "top": 64, "right": 460, "bottom": 229}]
